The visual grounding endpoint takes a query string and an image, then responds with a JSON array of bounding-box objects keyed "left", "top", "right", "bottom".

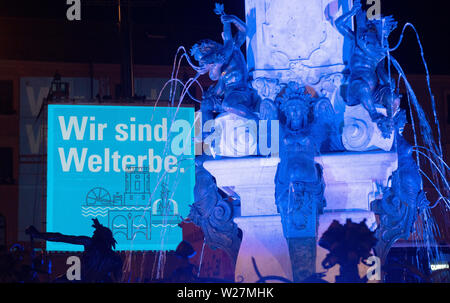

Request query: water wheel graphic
[{"left": 86, "top": 187, "right": 111, "bottom": 205}]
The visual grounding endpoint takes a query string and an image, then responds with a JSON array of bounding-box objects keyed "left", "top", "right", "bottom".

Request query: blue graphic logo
[{"left": 47, "top": 105, "right": 195, "bottom": 251}]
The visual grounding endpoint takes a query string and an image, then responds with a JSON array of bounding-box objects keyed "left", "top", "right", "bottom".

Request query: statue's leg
[
  {"left": 201, "top": 97, "right": 216, "bottom": 123},
  {"left": 348, "top": 78, "right": 379, "bottom": 121},
  {"left": 222, "top": 91, "right": 258, "bottom": 120},
  {"left": 349, "top": 77, "right": 394, "bottom": 138}
]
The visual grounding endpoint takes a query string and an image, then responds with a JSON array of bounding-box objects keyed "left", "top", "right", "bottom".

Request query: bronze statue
[
  {"left": 191, "top": 9, "right": 258, "bottom": 122},
  {"left": 189, "top": 156, "right": 241, "bottom": 264},
  {"left": 336, "top": 0, "right": 400, "bottom": 138},
  {"left": 274, "top": 82, "right": 328, "bottom": 281}
]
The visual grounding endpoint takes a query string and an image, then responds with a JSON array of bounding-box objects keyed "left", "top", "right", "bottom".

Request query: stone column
[
  {"left": 204, "top": 152, "right": 397, "bottom": 282},
  {"left": 315, "top": 151, "right": 397, "bottom": 282},
  {"left": 203, "top": 157, "right": 293, "bottom": 282},
  {"left": 245, "top": 0, "right": 352, "bottom": 281},
  {"left": 245, "top": 0, "right": 350, "bottom": 105}
]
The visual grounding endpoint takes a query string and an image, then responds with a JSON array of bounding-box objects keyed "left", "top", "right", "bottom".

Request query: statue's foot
[{"left": 375, "top": 116, "right": 394, "bottom": 139}]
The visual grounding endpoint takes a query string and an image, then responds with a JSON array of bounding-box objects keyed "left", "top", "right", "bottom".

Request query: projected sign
[{"left": 47, "top": 105, "right": 195, "bottom": 251}]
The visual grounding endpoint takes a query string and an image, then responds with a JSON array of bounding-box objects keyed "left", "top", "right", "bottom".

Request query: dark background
[{"left": 0, "top": 0, "right": 449, "bottom": 75}]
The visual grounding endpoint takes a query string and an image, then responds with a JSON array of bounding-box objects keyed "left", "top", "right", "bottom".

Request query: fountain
[{"left": 185, "top": 0, "right": 448, "bottom": 283}]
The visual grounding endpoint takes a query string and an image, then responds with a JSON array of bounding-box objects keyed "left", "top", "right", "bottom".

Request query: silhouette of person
[
  {"left": 169, "top": 241, "right": 198, "bottom": 282},
  {"left": 26, "top": 218, "right": 123, "bottom": 282}
]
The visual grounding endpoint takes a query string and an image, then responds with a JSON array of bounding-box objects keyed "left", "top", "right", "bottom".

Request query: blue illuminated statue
[
  {"left": 274, "top": 83, "right": 328, "bottom": 237},
  {"left": 190, "top": 9, "right": 258, "bottom": 122},
  {"left": 274, "top": 82, "right": 330, "bottom": 281},
  {"left": 336, "top": 1, "right": 400, "bottom": 138},
  {"left": 371, "top": 112, "right": 429, "bottom": 265}
]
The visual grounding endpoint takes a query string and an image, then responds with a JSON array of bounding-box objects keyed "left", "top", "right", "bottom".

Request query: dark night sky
[{"left": 0, "top": 0, "right": 449, "bottom": 75}]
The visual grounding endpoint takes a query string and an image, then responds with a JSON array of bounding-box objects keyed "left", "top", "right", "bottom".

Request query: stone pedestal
[
  {"left": 204, "top": 152, "right": 397, "bottom": 282},
  {"left": 210, "top": 113, "right": 258, "bottom": 157},
  {"left": 315, "top": 151, "right": 397, "bottom": 282},
  {"left": 203, "top": 157, "right": 292, "bottom": 282}
]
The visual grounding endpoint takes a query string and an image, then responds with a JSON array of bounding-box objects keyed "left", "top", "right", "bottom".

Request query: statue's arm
[
  {"left": 37, "top": 232, "right": 91, "bottom": 246},
  {"left": 231, "top": 16, "right": 247, "bottom": 48},
  {"left": 222, "top": 16, "right": 232, "bottom": 42},
  {"left": 335, "top": 1, "right": 362, "bottom": 39},
  {"left": 217, "top": 15, "right": 247, "bottom": 65},
  {"left": 26, "top": 225, "right": 91, "bottom": 246}
]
